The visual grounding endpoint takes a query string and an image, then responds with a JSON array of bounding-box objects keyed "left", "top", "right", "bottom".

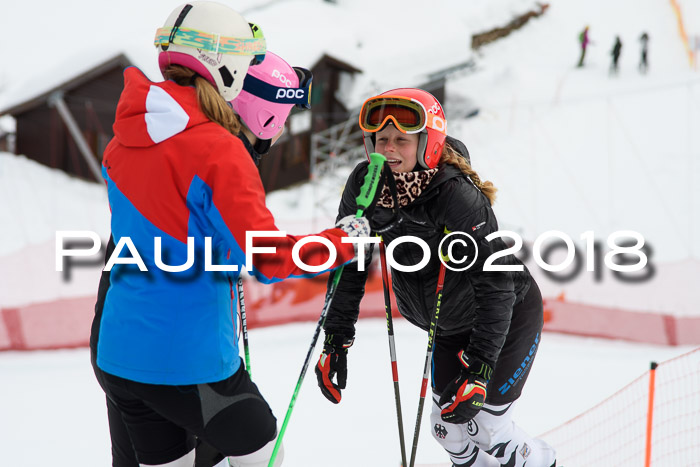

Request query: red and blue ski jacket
[{"left": 96, "top": 67, "right": 354, "bottom": 385}]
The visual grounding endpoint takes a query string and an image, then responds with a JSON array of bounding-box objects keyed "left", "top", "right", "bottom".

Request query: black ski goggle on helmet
[{"left": 241, "top": 67, "right": 313, "bottom": 109}]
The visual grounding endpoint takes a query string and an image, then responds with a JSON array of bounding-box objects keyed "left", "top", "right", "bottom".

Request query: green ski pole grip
[{"left": 355, "top": 152, "right": 386, "bottom": 217}]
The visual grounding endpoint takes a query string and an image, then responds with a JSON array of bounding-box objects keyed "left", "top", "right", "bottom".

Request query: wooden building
[
  {"left": 0, "top": 52, "right": 364, "bottom": 192},
  {"left": 0, "top": 54, "right": 133, "bottom": 183},
  {"left": 257, "top": 53, "right": 362, "bottom": 192},
  {"left": 1, "top": 50, "right": 446, "bottom": 192}
]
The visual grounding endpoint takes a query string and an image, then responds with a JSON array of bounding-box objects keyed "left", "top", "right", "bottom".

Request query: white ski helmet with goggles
[
  {"left": 155, "top": 1, "right": 266, "bottom": 102},
  {"left": 359, "top": 88, "right": 447, "bottom": 169},
  {"left": 232, "top": 51, "right": 312, "bottom": 140}
]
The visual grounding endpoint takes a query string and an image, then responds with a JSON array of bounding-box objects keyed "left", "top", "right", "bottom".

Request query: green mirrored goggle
[{"left": 154, "top": 25, "right": 266, "bottom": 59}]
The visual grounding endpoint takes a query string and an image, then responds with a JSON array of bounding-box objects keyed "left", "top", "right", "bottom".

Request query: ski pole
[
  {"left": 409, "top": 253, "right": 448, "bottom": 467},
  {"left": 237, "top": 277, "right": 252, "bottom": 377},
  {"left": 378, "top": 238, "right": 408, "bottom": 467},
  {"left": 268, "top": 152, "right": 387, "bottom": 466}
]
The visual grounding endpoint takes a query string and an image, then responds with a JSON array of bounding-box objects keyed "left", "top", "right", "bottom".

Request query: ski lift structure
[{"left": 309, "top": 109, "right": 365, "bottom": 230}]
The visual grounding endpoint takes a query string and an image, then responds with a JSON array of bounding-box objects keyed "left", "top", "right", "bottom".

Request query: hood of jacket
[{"left": 112, "top": 67, "right": 211, "bottom": 149}]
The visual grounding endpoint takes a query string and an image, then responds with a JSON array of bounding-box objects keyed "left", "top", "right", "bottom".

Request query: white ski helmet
[{"left": 154, "top": 1, "right": 266, "bottom": 101}]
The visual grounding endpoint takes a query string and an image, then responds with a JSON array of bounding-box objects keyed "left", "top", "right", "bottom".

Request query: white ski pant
[
  {"left": 140, "top": 437, "right": 283, "bottom": 467},
  {"left": 227, "top": 436, "right": 284, "bottom": 467},
  {"left": 139, "top": 448, "right": 195, "bottom": 467},
  {"left": 430, "top": 396, "right": 556, "bottom": 466}
]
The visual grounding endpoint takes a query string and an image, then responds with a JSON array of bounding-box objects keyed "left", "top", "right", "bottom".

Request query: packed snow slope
[{"left": 0, "top": 320, "right": 696, "bottom": 466}]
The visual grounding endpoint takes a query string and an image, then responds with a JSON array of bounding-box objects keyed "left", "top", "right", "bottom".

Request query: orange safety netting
[{"left": 541, "top": 347, "right": 700, "bottom": 466}]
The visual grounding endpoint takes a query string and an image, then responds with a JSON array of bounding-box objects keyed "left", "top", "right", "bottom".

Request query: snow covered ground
[{"left": 0, "top": 321, "right": 695, "bottom": 467}]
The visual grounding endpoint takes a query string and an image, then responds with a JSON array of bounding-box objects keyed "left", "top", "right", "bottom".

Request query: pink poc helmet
[{"left": 232, "top": 51, "right": 312, "bottom": 140}]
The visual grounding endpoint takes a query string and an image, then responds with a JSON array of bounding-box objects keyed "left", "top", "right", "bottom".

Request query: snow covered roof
[
  {"left": 2, "top": 54, "right": 125, "bottom": 116},
  {"left": 0, "top": 43, "right": 162, "bottom": 116},
  {"left": 0, "top": 0, "right": 543, "bottom": 114}
]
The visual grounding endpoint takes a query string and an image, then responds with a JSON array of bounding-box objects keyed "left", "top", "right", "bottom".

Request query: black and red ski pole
[
  {"left": 409, "top": 254, "right": 448, "bottom": 467},
  {"left": 378, "top": 238, "right": 408, "bottom": 467}
]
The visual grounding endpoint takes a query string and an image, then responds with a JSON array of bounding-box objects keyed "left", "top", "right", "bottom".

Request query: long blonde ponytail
[
  {"left": 162, "top": 65, "right": 241, "bottom": 135},
  {"left": 440, "top": 143, "right": 497, "bottom": 205}
]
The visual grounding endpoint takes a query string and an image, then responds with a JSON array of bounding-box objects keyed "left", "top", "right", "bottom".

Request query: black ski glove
[
  {"left": 439, "top": 351, "right": 493, "bottom": 424},
  {"left": 315, "top": 333, "right": 354, "bottom": 404}
]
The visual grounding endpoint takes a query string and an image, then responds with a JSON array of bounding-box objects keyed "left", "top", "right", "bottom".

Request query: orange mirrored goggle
[{"left": 359, "top": 96, "right": 428, "bottom": 134}]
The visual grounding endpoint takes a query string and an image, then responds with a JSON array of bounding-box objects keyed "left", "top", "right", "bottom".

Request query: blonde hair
[
  {"left": 440, "top": 142, "right": 497, "bottom": 205},
  {"left": 162, "top": 65, "right": 241, "bottom": 135}
]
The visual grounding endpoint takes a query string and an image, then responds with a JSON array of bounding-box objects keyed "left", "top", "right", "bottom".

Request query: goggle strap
[
  {"left": 166, "top": 4, "right": 193, "bottom": 50},
  {"left": 155, "top": 26, "right": 267, "bottom": 56},
  {"left": 248, "top": 23, "right": 265, "bottom": 65},
  {"left": 242, "top": 74, "right": 311, "bottom": 108}
]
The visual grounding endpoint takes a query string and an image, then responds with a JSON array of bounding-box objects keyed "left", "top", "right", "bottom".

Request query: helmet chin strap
[
  {"left": 253, "top": 138, "right": 271, "bottom": 155},
  {"left": 363, "top": 132, "right": 375, "bottom": 157},
  {"left": 416, "top": 132, "right": 429, "bottom": 169},
  {"left": 239, "top": 125, "right": 271, "bottom": 162}
]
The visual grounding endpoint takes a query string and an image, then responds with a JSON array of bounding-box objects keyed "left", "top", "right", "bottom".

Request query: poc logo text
[
  {"left": 271, "top": 69, "right": 293, "bottom": 87},
  {"left": 276, "top": 88, "right": 306, "bottom": 100}
]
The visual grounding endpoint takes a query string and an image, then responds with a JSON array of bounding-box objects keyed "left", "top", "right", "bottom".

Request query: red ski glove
[
  {"left": 439, "top": 351, "right": 493, "bottom": 424},
  {"left": 315, "top": 333, "right": 354, "bottom": 404}
]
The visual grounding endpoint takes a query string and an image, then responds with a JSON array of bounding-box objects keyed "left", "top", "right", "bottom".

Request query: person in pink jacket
[{"left": 577, "top": 26, "right": 591, "bottom": 67}]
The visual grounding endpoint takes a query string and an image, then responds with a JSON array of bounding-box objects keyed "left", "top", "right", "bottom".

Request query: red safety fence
[
  {"left": 540, "top": 347, "right": 700, "bottom": 466},
  {"left": 541, "top": 296, "right": 700, "bottom": 346},
  {"left": 0, "top": 265, "right": 396, "bottom": 351},
  {"left": 2, "top": 262, "right": 700, "bottom": 350},
  {"left": 239, "top": 265, "right": 394, "bottom": 329},
  {"left": 0, "top": 296, "right": 96, "bottom": 350}
]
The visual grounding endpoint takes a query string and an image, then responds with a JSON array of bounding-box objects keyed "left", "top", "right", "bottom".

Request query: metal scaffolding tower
[{"left": 309, "top": 110, "right": 366, "bottom": 230}]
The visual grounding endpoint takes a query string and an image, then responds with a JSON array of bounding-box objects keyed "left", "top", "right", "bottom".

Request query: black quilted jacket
[{"left": 323, "top": 150, "right": 531, "bottom": 367}]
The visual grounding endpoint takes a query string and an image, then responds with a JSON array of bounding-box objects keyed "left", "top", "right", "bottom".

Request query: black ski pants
[
  {"left": 92, "top": 354, "right": 277, "bottom": 466},
  {"left": 432, "top": 279, "right": 544, "bottom": 406}
]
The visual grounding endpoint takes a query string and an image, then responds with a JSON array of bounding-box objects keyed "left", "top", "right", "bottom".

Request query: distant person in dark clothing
[
  {"left": 610, "top": 36, "right": 622, "bottom": 75},
  {"left": 577, "top": 26, "right": 591, "bottom": 67},
  {"left": 639, "top": 32, "right": 650, "bottom": 73}
]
